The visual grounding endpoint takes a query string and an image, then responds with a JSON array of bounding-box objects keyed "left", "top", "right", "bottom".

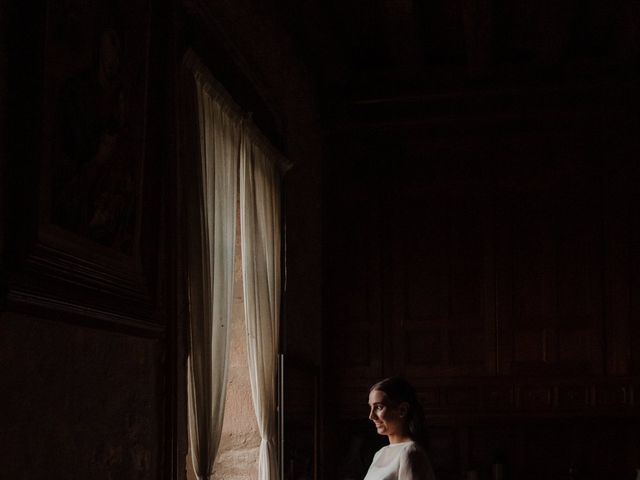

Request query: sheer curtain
[
  {"left": 183, "top": 49, "right": 289, "bottom": 480},
  {"left": 240, "top": 134, "right": 287, "bottom": 480},
  {"left": 183, "top": 51, "right": 242, "bottom": 480}
]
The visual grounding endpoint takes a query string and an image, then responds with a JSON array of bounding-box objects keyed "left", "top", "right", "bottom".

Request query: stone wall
[{"left": 186, "top": 215, "right": 261, "bottom": 480}]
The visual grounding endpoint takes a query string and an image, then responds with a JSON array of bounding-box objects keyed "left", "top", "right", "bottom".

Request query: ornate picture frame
[{"left": 4, "top": 0, "right": 160, "bottom": 336}]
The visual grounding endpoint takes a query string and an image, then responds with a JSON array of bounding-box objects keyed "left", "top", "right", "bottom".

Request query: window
[{"left": 182, "top": 50, "right": 289, "bottom": 480}]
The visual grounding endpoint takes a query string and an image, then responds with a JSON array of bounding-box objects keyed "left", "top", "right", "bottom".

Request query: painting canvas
[
  {"left": 41, "top": 0, "right": 150, "bottom": 256},
  {"left": 4, "top": 0, "right": 159, "bottom": 334}
]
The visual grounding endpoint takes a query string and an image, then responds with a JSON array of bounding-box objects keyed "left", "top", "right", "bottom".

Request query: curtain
[
  {"left": 183, "top": 51, "right": 242, "bottom": 480},
  {"left": 240, "top": 135, "right": 283, "bottom": 480}
]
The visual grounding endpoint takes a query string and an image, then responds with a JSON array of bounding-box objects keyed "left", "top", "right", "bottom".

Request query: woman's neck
[{"left": 388, "top": 433, "right": 412, "bottom": 444}]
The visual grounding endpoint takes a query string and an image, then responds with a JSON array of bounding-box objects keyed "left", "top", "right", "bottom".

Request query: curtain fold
[
  {"left": 183, "top": 49, "right": 286, "bottom": 480},
  {"left": 240, "top": 137, "right": 282, "bottom": 480},
  {"left": 184, "top": 52, "right": 241, "bottom": 480}
]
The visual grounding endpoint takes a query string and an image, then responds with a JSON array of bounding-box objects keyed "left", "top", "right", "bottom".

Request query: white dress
[{"left": 363, "top": 441, "right": 436, "bottom": 480}]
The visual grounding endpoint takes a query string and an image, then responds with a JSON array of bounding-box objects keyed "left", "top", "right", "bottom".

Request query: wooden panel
[
  {"left": 518, "top": 386, "right": 553, "bottom": 410},
  {"left": 498, "top": 191, "right": 604, "bottom": 375},
  {"left": 468, "top": 427, "right": 520, "bottom": 479},
  {"left": 448, "top": 327, "right": 486, "bottom": 366},
  {"left": 557, "top": 386, "right": 590, "bottom": 410},
  {"left": 390, "top": 193, "right": 495, "bottom": 377},
  {"left": 329, "top": 210, "right": 376, "bottom": 325},
  {"left": 428, "top": 427, "right": 461, "bottom": 480},
  {"left": 401, "top": 202, "right": 449, "bottom": 323},
  {"left": 326, "top": 186, "right": 383, "bottom": 380},
  {"left": 282, "top": 357, "right": 318, "bottom": 480},
  {"left": 419, "top": 388, "right": 442, "bottom": 409},
  {"left": 445, "top": 387, "right": 481, "bottom": 409},
  {"left": 329, "top": 414, "right": 640, "bottom": 480},
  {"left": 482, "top": 386, "right": 515, "bottom": 411},
  {"left": 603, "top": 190, "right": 632, "bottom": 375},
  {"left": 594, "top": 385, "right": 629, "bottom": 408},
  {"left": 404, "top": 328, "right": 443, "bottom": 366},
  {"left": 415, "top": 379, "right": 638, "bottom": 416},
  {"left": 631, "top": 195, "right": 640, "bottom": 374},
  {"left": 333, "top": 326, "right": 373, "bottom": 367},
  {"left": 521, "top": 425, "right": 575, "bottom": 479}
]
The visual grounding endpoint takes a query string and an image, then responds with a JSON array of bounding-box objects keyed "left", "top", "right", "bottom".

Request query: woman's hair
[{"left": 370, "top": 377, "right": 429, "bottom": 449}]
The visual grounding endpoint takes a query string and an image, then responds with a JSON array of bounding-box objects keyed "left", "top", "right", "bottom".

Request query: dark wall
[
  {"left": 1, "top": 1, "right": 177, "bottom": 478},
  {"left": 323, "top": 80, "right": 640, "bottom": 479},
  {"left": 0, "top": 0, "right": 6, "bottom": 257},
  {"left": 0, "top": 314, "right": 165, "bottom": 478},
  {"left": 1, "top": 1, "right": 323, "bottom": 479}
]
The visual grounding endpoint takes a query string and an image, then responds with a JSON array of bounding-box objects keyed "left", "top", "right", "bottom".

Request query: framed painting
[{"left": 4, "top": 0, "right": 161, "bottom": 336}]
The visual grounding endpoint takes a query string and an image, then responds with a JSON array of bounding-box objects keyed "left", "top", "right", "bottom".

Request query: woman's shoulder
[
  {"left": 401, "top": 442, "right": 435, "bottom": 479},
  {"left": 402, "top": 441, "right": 426, "bottom": 454},
  {"left": 376, "top": 441, "right": 427, "bottom": 458},
  {"left": 392, "top": 441, "right": 429, "bottom": 461}
]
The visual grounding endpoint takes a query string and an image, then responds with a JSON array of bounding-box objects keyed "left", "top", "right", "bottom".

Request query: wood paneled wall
[{"left": 323, "top": 82, "right": 640, "bottom": 479}]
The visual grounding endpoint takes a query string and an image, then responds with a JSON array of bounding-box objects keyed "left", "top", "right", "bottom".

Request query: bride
[{"left": 364, "top": 377, "right": 436, "bottom": 480}]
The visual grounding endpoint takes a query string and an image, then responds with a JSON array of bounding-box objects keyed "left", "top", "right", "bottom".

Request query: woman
[{"left": 364, "top": 377, "right": 436, "bottom": 480}]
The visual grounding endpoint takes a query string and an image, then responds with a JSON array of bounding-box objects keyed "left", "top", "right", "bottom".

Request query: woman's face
[{"left": 368, "top": 389, "right": 408, "bottom": 438}]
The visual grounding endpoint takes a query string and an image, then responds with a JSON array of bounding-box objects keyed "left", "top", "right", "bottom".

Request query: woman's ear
[{"left": 398, "top": 402, "right": 409, "bottom": 418}]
